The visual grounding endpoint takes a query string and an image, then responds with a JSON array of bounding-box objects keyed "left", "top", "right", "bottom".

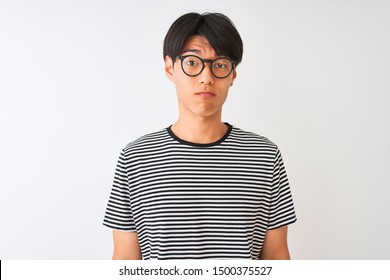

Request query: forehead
[{"left": 181, "top": 35, "right": 217, "bottom": 57}]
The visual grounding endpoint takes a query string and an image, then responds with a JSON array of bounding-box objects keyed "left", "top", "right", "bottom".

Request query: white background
[{"left": 0, "top": 0, "right": 389, "bottom": 260}]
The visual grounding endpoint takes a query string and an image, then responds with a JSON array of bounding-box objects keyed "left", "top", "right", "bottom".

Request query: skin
[
  {"left": 112, "top": 35, "right": 291, "bottom": 260},
  {"left": 112, "top": 230, "right": 141, "bottom": 260},
  {"left": 259, "top": 226, "right": 291, "bottom": 260}
]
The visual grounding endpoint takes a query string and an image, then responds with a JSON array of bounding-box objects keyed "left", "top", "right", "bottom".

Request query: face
[{"left": 164, "top": 35, "right": 237, "bottom": 121}]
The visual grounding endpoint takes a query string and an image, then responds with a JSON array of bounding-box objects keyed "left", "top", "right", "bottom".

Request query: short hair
[{"left": 163, "top": 12, "right": 243, "bottom": 65}]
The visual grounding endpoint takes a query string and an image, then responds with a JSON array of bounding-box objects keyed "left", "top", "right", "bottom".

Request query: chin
[{"left": 194, "top": 109, "right": 221, "bottom": 118}]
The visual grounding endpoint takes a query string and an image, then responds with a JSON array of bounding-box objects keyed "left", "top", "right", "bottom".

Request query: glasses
[{"left": 177, "top": 55, "right": 236, "bottom": 79}]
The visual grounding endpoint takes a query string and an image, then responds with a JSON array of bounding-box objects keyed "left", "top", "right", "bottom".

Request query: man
[{"left": 103, "top": 12, "right": 296, "bottom": 260}]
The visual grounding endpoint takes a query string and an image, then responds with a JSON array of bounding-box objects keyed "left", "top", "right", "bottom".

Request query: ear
[
  {"left": 164, "top": 55, "right": 175, "bottom": 82},
  {"left": 231, "top": 68, "right": 237, "bottom": 86}
]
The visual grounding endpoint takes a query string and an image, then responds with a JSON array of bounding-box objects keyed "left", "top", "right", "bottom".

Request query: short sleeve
[
  {"left": 267, "top": 147, "right": 297, "bottom": 230},
  {"left": 103, "top": 149, "right": 136, "bottom": 231}
]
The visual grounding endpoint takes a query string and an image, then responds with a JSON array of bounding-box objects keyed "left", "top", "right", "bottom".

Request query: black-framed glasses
[{"left": 177, "top": 55, "right": 236, "bottom": 79}]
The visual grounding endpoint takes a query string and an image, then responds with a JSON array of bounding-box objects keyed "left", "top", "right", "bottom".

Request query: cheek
[
  {"left": 174, "top": 79, "right": 187, "bottom": 93},
  {"left": 174, "top": 74, "right": 195, "bottom": 92},
  {"left": 220, "top": 81, "right": 233, "bottom": 94}
]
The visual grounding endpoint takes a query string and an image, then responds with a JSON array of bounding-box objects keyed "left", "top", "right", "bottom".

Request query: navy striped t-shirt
[{"left": 103, "top": 124, "right": 296, "bottom": 259}]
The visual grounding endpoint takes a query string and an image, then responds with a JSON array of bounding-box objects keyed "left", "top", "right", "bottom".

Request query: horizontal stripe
[{"left": 103, "top": 124, "right": 296, "bottom": 259}]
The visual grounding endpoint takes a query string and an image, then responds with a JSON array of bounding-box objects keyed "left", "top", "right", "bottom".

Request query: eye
[
  {"left": 213, "top": 58, "right": 232, "bottom": 71},
  {"left": 186, "top": 59, "right": 200, "bottom": 67},
  {"left": 214, "top": 62, "right": 227, "bottom": 69}
]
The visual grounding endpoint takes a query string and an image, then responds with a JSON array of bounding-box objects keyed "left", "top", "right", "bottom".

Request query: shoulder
[
  {"left": 121, "top": 128, "right": 170, "bottom": 155},
  {"left": 229, "top": 125, "right": 279, "bottom": 150}
]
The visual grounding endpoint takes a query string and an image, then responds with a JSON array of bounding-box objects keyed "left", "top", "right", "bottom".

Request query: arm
[
  {"left": 258, "top": 225, "right": 291, "bottom": 260},
  {"left": 112, "top": 230, "right": 142, "bottom": 260}
]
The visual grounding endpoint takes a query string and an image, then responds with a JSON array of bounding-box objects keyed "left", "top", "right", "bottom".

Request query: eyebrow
[{"left": 181, "top": 48, "right": 201, "bottom": 55}]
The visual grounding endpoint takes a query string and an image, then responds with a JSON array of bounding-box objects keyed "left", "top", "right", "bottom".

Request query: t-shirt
[{"left": 103, "top": 123, "right": 297, "bottom": 259}]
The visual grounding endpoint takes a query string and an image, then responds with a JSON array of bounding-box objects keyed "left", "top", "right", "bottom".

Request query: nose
[{"left": 198, "top": 63, "right": 214, "bottom": 85}]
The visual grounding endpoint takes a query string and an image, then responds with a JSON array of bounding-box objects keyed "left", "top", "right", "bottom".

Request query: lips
[{"left": 196, "top": 92, "right": 215, "bottom": 97}]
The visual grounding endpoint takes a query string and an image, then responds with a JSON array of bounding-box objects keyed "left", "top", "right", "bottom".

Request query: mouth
[{"left": 196, "top": 91, "right": 215, "bottom": 97}]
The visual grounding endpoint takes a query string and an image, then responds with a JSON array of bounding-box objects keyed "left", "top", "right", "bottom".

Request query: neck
[{"left": 171, "top": 115, "right": 228, "bottom": 144}]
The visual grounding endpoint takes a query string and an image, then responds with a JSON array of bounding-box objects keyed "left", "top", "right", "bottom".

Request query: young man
[{"left": 103, "top": 12, "right": 296, "bottom": 260}]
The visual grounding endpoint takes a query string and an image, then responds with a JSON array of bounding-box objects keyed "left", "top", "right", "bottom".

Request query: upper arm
[
  {"left": 259, "top": 225, "right": 291, "bottom": 260},
  {"left": 112, "top": 230, "right": 142, "bottom": 260}
]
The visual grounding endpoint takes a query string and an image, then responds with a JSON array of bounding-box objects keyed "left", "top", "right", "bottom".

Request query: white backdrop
[{"left": 1, "top": 0, "right": 389, "bottom": 260}]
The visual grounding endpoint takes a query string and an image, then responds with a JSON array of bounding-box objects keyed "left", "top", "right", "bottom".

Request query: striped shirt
[{"left": 103, "top": 124, "right": 296, "bottom": 259}]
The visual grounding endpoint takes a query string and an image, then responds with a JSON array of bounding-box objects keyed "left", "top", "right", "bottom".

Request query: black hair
[{"left": 163, "top": 12, "right": 243, "bottom": 65}]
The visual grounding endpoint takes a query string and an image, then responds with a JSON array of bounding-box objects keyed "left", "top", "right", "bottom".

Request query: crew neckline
[{"left": 167, "top": 122, "right": 232, "bottom": 147}]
